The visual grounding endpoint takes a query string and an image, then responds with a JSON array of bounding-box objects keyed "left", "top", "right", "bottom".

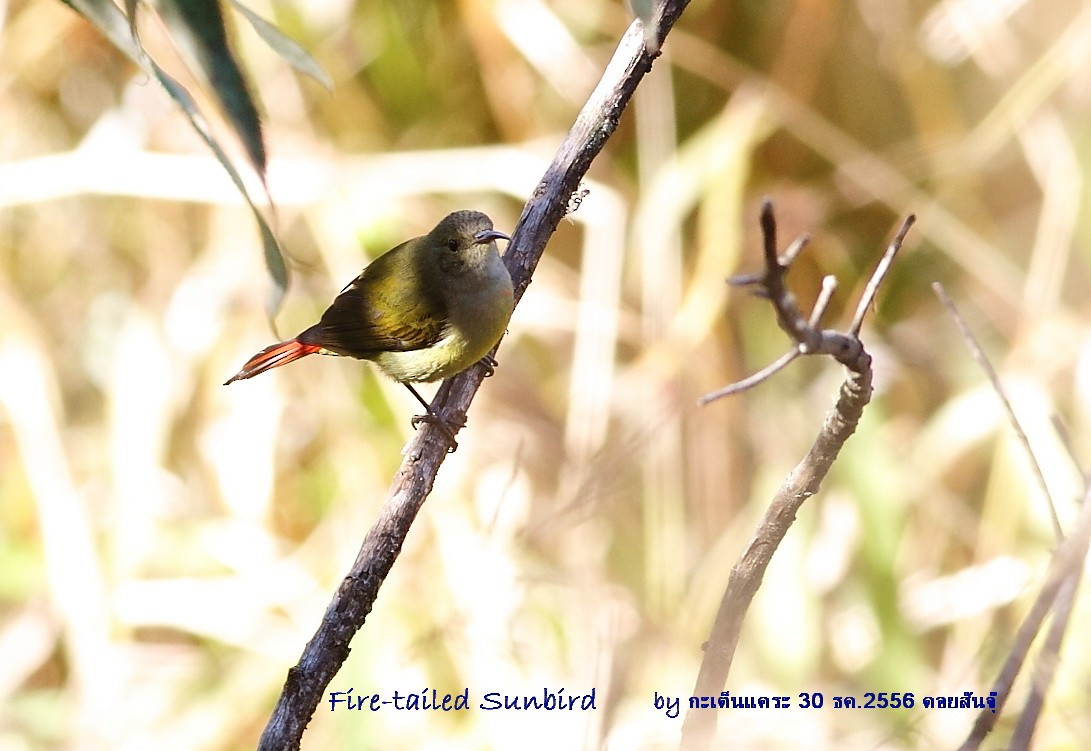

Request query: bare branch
[
  {"left": 702, "top": 203, "right": 913, "bottom": 405},
  {"left": 683, "top": 363, "right": 874, "bottom": 750},
  {"left": 683, "top": 204, "right": 911, "bottom": 750},
  {"left": 849, "top": 214, "right": 915, "bottom": 335},
  {"left": 932, "top": 282, "right": 1062, "bottom": 541},
  {"left": 779, "top": 234, "right": 810, "bottom": 267},
  {"left": 808, "top": 275, "right": 837, "bottom": 329},
  {"left": 697, "top": 349, "right": 800, "bottom": 403},
  {"left": 255, "top": 5, "right": 694, "bottom": 750}
]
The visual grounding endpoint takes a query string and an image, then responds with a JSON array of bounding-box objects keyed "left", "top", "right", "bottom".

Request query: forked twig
[
  {"left": 701, "top": 201, "right": 914, "bottom": 404},
  {"left": 683, "top": 204, "right": 914, "bottom": 751}
]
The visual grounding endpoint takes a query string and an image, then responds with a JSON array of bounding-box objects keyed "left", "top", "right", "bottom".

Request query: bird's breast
[{"left": 374, "top": 272, "right": 513, "bottom": 384}]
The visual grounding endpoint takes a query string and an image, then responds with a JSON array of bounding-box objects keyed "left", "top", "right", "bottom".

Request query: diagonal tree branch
[{"left": 255, "top": 4, "right": 693, "bottom": 750}]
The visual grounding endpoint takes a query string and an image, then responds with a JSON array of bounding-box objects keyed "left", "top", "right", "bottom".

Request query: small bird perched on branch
[{"left": 224, "top": 210, "right": 514, "bottom": 433}]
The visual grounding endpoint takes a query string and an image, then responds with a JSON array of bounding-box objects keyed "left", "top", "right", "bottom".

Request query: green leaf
[
  {"left": 59, "top": 0, "right": 144, "bottom": 63},
  {"left": 160, "top": 0, "right": 267, "bottom": 176},
  {"left": 123, "top": 0, "right": 138, "bottom": 37},
  {"left": 229, "top": 0, "right": 332, "bottom": 91},
  {"left": 152, "top": 64, "right": 289, "bottom": 317},
  {"left": 60, "top": 0, "right": 289, "bottom": 316}
]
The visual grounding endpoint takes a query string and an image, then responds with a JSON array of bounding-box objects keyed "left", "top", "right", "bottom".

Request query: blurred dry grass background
[{"left": 2, "top": 0, "right": 1091, "bottom": 749}]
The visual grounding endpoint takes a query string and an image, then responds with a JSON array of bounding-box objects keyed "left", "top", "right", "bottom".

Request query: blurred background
[{"left": 2, "top": 0, "right": 1091, "bottom": 748}]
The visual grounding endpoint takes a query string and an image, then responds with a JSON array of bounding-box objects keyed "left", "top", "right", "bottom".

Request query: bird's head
[{"left": 429, "top": 210, "right": 510, "bottom": 275}]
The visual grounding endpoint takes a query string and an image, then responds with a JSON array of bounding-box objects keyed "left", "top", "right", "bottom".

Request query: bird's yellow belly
[{"left": 372, "top": 321, "right": 503, "bottom": 383}]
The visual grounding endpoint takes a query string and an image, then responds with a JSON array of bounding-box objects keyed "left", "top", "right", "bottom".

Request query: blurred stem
[
  {"left": 958, "top": 482, "right": 1091, "bottom": 751},
  {"left": 635, "top": 55, "right": 686, "bottom": 617}
]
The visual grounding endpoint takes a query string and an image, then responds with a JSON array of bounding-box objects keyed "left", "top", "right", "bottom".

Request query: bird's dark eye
[{"left": 446, "top": 238, "right": 459, "bottom": 252}]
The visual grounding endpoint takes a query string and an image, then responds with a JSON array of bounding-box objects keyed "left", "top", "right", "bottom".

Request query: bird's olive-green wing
[{"left": 299, "top": 239, "right": 448, "bottom": 357}]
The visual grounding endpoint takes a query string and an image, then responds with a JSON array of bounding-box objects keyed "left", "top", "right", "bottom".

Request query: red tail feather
[{"left": 224, "top": 339, "right": 322, "bottom": 384}]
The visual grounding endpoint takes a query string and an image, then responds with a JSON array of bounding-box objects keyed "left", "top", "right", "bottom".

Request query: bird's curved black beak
[{"left": 473, "top": 229, "right": 510, "bottom": 245}]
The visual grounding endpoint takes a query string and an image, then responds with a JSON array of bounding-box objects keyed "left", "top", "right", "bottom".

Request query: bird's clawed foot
[
  {"left": 411, "top": 411, "right": 466, "bottom": 453},
  {"left": 479, "top": 354, "right": 498, "bottom": 378}
]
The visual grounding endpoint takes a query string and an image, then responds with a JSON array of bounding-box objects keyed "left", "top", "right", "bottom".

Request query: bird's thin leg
[
  {"left": 403, "top": 382, "right": 434, "bottom": 414},
  {"left": 404, "top": 383, "right": 462, "bottom": 451}
]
